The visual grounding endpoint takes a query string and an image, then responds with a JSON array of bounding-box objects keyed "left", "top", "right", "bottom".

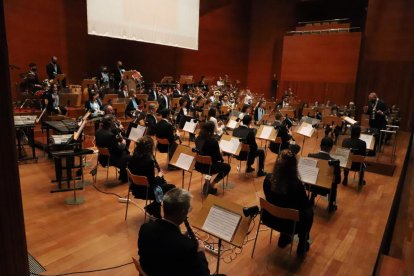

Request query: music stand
[
  {"left": 160, "top": 76, "right": 174, "bottom": 84},
  {"left": 52, "top": 74, "right": 66, "bottom": 87},
  {"left": 182, "top": 120, "right": 198, "bottom": 145},
  {"left": 220, "top": 105, "right": 231, "bottom": 116},
  {"left": 136, "top": 94, "right": 148, "bottom": 102},
  {"left": 102, "top": 94, "right": 119, "bottom": 104},
  {"left": 265, "top": 101, "right": 277, "bottom": 113},
  {"left": 169, "top": 144, "right": 197, "bottom": 189},
  {"left": 322, "top": 115, "right": 342, "bottom": 127},
  {"left": 296, "top": 122, "right": 315, "bottom": 156},
  {"left": 171, "top": 97, "right": 180, "bottom": 109},
  {"left": 255, "top": 125, "right": 278, "bottom": 152},
  {"left": 219, "top": 134, "right": 242, "bottom": 189},
  {"left": 191, "top": 195, "right": 251, "bottom": 276},
  {"left": 302, "top": 108, "right": 315, "bottom": 117},
  {"left": 179, "top": 75, "right": 193, "bottom": 85},
  {"left": 146, "top": 100, "right": 159, "bottom": 109},
  {"left": 226, "top": 116, "right": 240, "bottom": 130},
  {"left": 279, "top": 109, "right": 295, "bottom": 119}
]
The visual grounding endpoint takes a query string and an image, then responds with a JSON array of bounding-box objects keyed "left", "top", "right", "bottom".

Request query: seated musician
[
  {"left": 155, "top": 108, "right": 178, "bottom": 167},
  {"left": 173, "top": 83, "right": 182, "bottom": 98},
  {"left": 95, "top": 115, "right": 131, "bottom": 183},
  {"left": 46, "top": 84, "right": 67, "bottom": 115},
  {"left": 221, "top": 95, "right": 233, "bottom": 109},
  {"left": 263, "top": 149, "right": 313, "bottom": 257},
  {"left": 233, "top": 115, "right": 267, "bottom": 177},
  {"left": 118, "top": 84, "right": 130, "bottom": 98},
  {"left": 128, "top": 136, "right": 175, "bottom": 218},
  {"left": 195, "top": 122, "right": 231, "bottom": 195},
  {"left": 147, "top": 82, "right": 159, "bottom": 101},
  {"left": 254, "top": 99, "right": 266, "bottom": 122},
  {"left": 125, "top": 91, "right": 144, "bottom": 117},
  {"left": 24, "top": 62, "right": 42, "bottom": 94},
  {"left": 308, "top": 137, "right": 341, "bottom": 211},
  {"left": 176, "top": 98, "right": 189, "bottom": 129},
  {"left": 138, "top": 188, "right": 210, "bottom": 276},
  {"left": 207, "top": 108, "right": 224, "bottom": 137},
  {"left": 324, "top": 105, "right": 342, "bottom": 143},
  {"left": 239, "top": 104, "right": 252, "bottom": 120},
  {"left": 269, "top": 112, "right": 292, "bottom": 154},
  {"left": 85, "top": 92, "right": 103, "bottom": 117},
  {"left": 145, "top": 103, "right": 158, "bottom": 136},
  {"left": 158, "top": 88, "right": 170, "bottom": 110},
  {"left": 341, "top": 125, "right": 367, "bottom": 186}
]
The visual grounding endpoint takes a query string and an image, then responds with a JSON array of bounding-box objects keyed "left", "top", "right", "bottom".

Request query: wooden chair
[
  {"left": 132, "top": 257, "right": 148, "bottom": 276},
  {"left": 125, "top": 168, "right": 151, "bottom": 221},
  {"left": 96, "top": 147, "right": 118, "bottom": 183},
  {"left": 192, "top": 154, "right": 225, "bottom": 196},
  {"left": 349, "top": 154, "right": 366, "bottom": 188},
  {"left": 235, "top": 143, "right": 251, "bottom": 174},
  {"left": 251, "top": 198, "right": 300, "bottom": 258}
]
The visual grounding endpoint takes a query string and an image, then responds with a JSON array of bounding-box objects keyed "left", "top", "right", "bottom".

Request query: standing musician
[
  {"left": 98, "top": 65, "right": 110, "bottom": 89},
  {"left": 46, "top": 56, "right": 66, "bottom": 87},
  {"left": 158, "top": 88, "right": 170, "bottom": 110},
  {"left": 113, "top": 60, "right": 124, "bottom": 91},
  {"left": 147, "top": 82, "right": 159, "bottom": 101},
  {"left": 138, "top": 188, "right": 210, "bottom": 276},
  {"left": 173, "top": 83, "right": 182, "bottom": 98},
  {"left": 364, "top": 92, "right": 388, "bottom": 131},
  {"left": 233, "top": 115, "right": 267, "bottom": 177}
]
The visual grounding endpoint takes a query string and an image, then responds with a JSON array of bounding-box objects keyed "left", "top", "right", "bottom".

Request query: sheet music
[
  {"left": 260, "top": 126, "right": 273, "bottom": 139},
  {"left": 343, "top": 116, "right": 357, "bottom": 125},
  {"left": 297, "top": 122, "right": 315, "bottom": 137},
  {"left": 219, "top": 138, "right": 240, "bottom": 155},
  {"left": 227, "top": 120, "right": 238, "bottom": 129},
  {"left": 183, "top": 120, "right": 197, "bottom": 133},
  {"left": 51, "top": 134, "right": 73, "bottom": 145},
  {"left": 175, "top": 153, "right": 194, "bottom": 171},
  {"left": 14, "top": 115, "right": 37, "bottom": 126},
  {"left": 128, "top": 125, "right": 146, "bottom": 142},
  {"left": 331, "top": 147, "right": 350, "bottom": 167},
  {"left": 202, "top": 205, "right": 241, "bottom": 242},
  {"left": 298, "top": 163, "right": 319, "bottom": 185},
  {"left": 360, "top": 134, "right": 374, "bottom": 149},
  {"left": 298, "top": 157, "right": 318, "bottom": 168}
]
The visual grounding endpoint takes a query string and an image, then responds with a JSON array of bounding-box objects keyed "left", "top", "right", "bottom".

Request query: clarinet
[{"left": 184, "top": 218, "right": 197, "bottom": 241}]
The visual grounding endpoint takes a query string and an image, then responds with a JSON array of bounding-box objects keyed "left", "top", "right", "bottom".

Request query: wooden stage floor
[{"left": 18, "top": 128, "right": 411, "bottom": 275}]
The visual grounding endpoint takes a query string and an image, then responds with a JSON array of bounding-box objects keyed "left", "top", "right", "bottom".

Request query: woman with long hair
[
  {"left": 195, "top": 121, "right": 231, "bottom": 195},
  {"left": 262, "top": 149, "right": 313, "bottom": 256}
]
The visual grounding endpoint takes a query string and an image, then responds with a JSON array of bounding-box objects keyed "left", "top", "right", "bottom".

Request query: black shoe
[
  {"left": 257, "top": 170, "right": 267, "bottom": 177},
  {"left": 208, "top": 187, "right": 218, "bottom": 195},
  {"left": 168, "top": 165, "right": 179, "bottom": 171},
  {"left": 328, "top": 204, "right": 338, "bottom": 212},
  {"left": 202, "top": 182, "right": 209, "bottom": 196},
  {"left": 277, "top": 234, "right": 292, "bottom": 248},
  {"left": 297, "top": 241, "right": 310, "bottom": 257},
  {"left": 342, "top": 179, "right": 348, "bottom": 186},
  {"left": 145, "top": 202, "right": 161, "bottom": 219},
  {"left": 246, "top": 167, "right": 255, "bottom": 173}
]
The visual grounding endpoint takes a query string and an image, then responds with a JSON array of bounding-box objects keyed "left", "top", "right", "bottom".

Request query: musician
[
  {"left": 128, "top": 136, "right": 176, "bottom": 218},
  {"left": 24, "top": 63, "right": 41, "bottom": 94},
  {"left": 148, "top": 82, "right": 159, "bottom": 101},
  {"left": 221, "top": 95, "right": 233, "bottom": 108},
  {"left": 145, "top": 103, "right": 158, "bottom": 136},
  {"left": 269, "top": 112, "right": 292, "bottom": 154},
  {"left": 46, "top": 56, "right": 66, "bottom": 87},
  {"left": 239, "top": 104, "right": 252, "bottom": 120},
  {"left": 324, "top": 105, "right": 342, "bottom": 143},
  {"left": 46, "top": 84, "right": 67, "bottom": 115},
  {"left": 85, "top": 92, "right": 103, "bottom": 117},
  {"left": 103, "top": 105, "right": 124, "bottom": 132},
  {"left": 158, "top": 88, "right": 170, "bottom": 110},
  {"left": 125, "top": 92, "right": 143, "bottom": 118},
  {"left": 207, "top": 108, "right": 224, "bottom": 137},
  {"left": 195, "top": 122, "right": 231, "bottom": 195},
  {"left": 263, "top": 149, "right": 313, "bottom": 257},
  {"left": 176, "top": 98, "right": 189, "bottom": 129},
  {"left": 342, "top": 125, "right": 367, "bottom": 186},
  {"left": 364, "top": 92, "right": 388, "bottom": 131},
  {"left": 254, "top": 99, "right": 266, "bottom": 122},
  {"left": 138, "top": 188, "right": 210, "bottom": 276},
  {"left": 243, "top": 90, "right": 252, "bottom": 105},
  {"left": 113, "top": 60, "right": 124, "bottom": 90},
  {"left": 308, "top": 137, "right": 341, "bottom": 211},
  {"left": 155, "top": 108, "right": 178, "bottom": 165},
  {"left": 278, "top": 97, "right": 290, "bottom": 109},
  {"left": 98, "top": 65, "right": 110, "bottom": 89},
  {"left": 173, "top": 83, "right": 182, "bottom": 98},
  {"left": 198, "top": 75, "right": 208, "bottom": 91},
  {"left": 118, "top": 84, "right": 130, "bottom": 98},
  {"left": 95, "top": 115, "right": 131, "bottom": 183},
  {"left": 233, "top": 115, "right": 267, "bottom": 177}
]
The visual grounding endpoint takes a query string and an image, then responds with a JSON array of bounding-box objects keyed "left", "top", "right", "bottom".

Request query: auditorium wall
[
  {"left": 4, "top": 0, "right": 250, "bottom": 100},
  {"left": 355, "top": 0, "right": 414, "bottom": 131}
]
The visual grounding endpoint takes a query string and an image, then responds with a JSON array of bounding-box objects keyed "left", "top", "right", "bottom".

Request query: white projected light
[{"left": 87, "top": 0, "right": 199, "bottom": 50}]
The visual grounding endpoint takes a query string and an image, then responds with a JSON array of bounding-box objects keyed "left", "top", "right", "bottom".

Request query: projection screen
[{"left": 87, "top": 0, "right": 200, "bottom": 50}]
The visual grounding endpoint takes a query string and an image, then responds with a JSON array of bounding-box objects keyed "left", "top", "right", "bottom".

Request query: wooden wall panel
[{"left": 355, "top": 0, "right": 414, "bottom": 131}]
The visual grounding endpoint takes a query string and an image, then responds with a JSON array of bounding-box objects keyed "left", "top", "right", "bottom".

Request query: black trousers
[
  {"left": 247, "top": 149, "right": 265, "bottom": 171},
  {"left": 343, "top": 167, "right": 365, "bottom": 185},
  {"left": 195, "top": 162, "right": 231, "bottom": 184}
]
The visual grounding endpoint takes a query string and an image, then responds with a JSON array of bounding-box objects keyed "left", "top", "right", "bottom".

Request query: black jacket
[
  {"left": 158, "top": 95, "right": 170, "bottom": 110},
  {"left": 155, "top": 119, "right": 175, "bottom": 152},
  {"left": 147, "top": 90, "right": 158, "bottom": 101},
  {"left": 233, "top": 125, "right": 258, "bottom": 157},
  {"left": 367, "top": 99, "right": 388, "bottom": 130},
  {"left": 95, "top": 128, "right": 125, "bottom": 166},
  {"left": 125, "top": 98, "right": 139, "bottom": 117},
  {"left": 46, "top": 62, "right": 62, "bottom": 79},
  {"left": 342, "top": 137, "right": 367, "bottom": 170},
  {"left": 138, "top": 219, "right": 210, "bottom": 276},
  {"left": 145, "top": 113, "right": 157, "bottom": 136},
  {"left": 269, "top": 121, "right": 291, "bottom": 153}
]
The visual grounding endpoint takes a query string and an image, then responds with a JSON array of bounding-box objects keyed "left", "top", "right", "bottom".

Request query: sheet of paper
[
  {"left": 183, "top": 121, "right": 197, "bottom": 133},
  {"left": 260, "top": 126, "right": 273, "bottom": 139},
  {"left": 298, "top": 157, "right": 318, "bottom": 168},
  {"left": 128, "top": 125, "right": 146, "bottom": 142},
  {"left": 227, "top": 120, "right": 238, "bottom": 129},
  {"left": 360, "top": 134, "right": 374, "bottom": 150},
  {"left": 298, "top": 164, "right": 319, "bottom": 185},
  {"left": 219, "top": 138, "right": 240, "bottom": 155},
  {"left": 343, "top": 116, "right": 357, "bottom": 125},
  {"left": 331, "top": 147, "right": 351, "bottom": 167},
  {"left": 202, "top": 205, "right": 241, "bottom": 242},
  {"left": 175, "top": 153, "right": 194, "bottom": 171},
  {"left": 297, "top": 122, "right": 314, "bottom": 137}
]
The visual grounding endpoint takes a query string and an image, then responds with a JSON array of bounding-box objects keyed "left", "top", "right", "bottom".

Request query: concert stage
[{"left": 18, "top": 128, "right": 411, "bottom": 275}]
